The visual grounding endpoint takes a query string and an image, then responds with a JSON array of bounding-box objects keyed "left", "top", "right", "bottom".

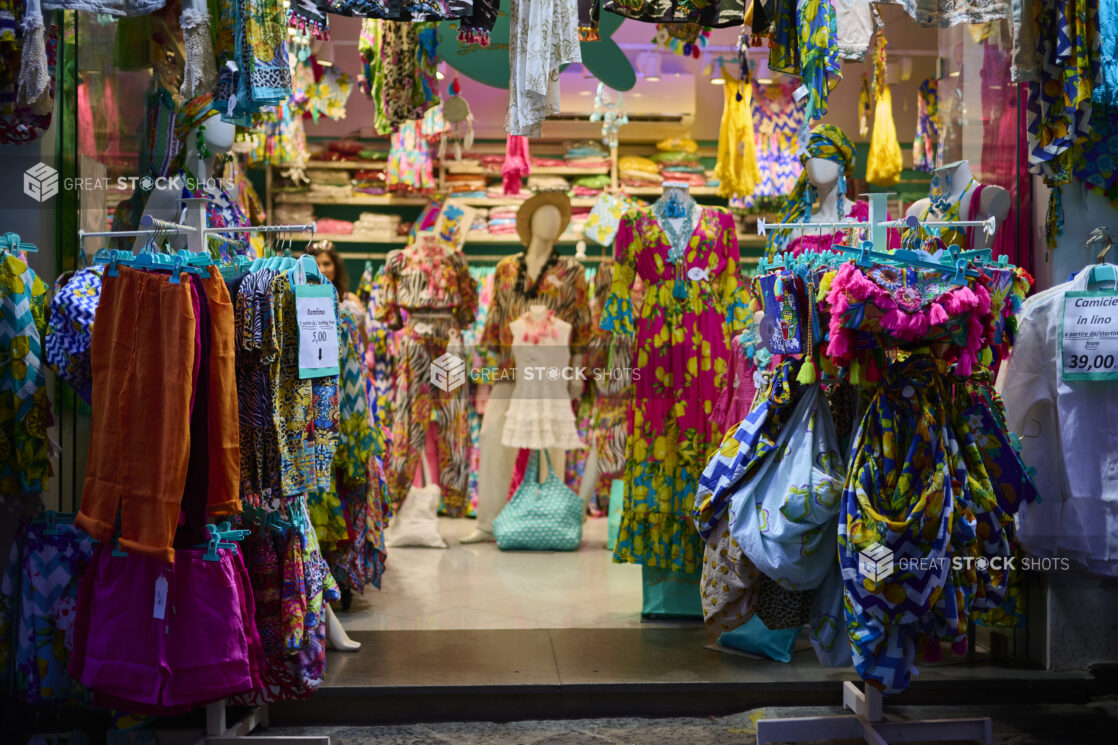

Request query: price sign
[
  {"left": 1061, "top": 291, "right": 1118, "bottom": 381},
  {"left": 295, "top": 284, "right": 340, "bottom": 379}
]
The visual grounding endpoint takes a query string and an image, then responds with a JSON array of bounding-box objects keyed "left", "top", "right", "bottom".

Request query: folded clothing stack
[
  {"left": 445, "top": 172, "right": 488, "bottom": 195},
  {"left": 353, "top": 168, "right": 386, "bottom": 196},
  {"left": 316, "top": 218, "right": 355, "bottom": 235},
  {"left": 619, "top": 155, "right": 662, "bottom": 186},
  {"left": 571, "top": 174, "right": 610, "bottom": 197},
  {"left": 527, "top": 175, "right": 570, "bottom": 192},
  {"left": 531, "top": 156, "right": 566, "bottom": 168},
  {"left": 353, "top": 211, "right": 402, "bottom": 238},
  {"left": 309, "top": 183, "right": 354, "bottom": 199},
  {"left": 488, "top": 206, "right": 519, "bottom": 235},
  {"left": 306, "top": 168, "right": 353, "bottom": 187},
  {"left": 274, "top": 204, "right": 315, "bottom": 226},
  {"left": 320, "top": 140, "right": 366, "bottom": 161}
]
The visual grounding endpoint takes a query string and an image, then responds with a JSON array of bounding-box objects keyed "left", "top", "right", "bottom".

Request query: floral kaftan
[{"left": 602, "top": 207, "right": 747, "bottom": 573}]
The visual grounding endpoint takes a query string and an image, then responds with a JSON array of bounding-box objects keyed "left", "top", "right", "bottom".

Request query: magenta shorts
[{"left": 71, "top": 544, "right": 262, "bottom": 708}]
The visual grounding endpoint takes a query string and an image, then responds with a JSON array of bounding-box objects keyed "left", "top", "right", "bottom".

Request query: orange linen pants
[{"left": 77, "top": 267, "right": 241, "bottom": 562}]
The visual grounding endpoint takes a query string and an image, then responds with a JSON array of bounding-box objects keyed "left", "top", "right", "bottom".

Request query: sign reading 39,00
[{"left": 1061, "top": 291, "right": 1118, "bottom": 381}]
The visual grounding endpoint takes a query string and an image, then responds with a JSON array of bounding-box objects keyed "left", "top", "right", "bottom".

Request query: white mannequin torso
[{"left": 906, "top": 160, "right": 1010, "bottom": 235}]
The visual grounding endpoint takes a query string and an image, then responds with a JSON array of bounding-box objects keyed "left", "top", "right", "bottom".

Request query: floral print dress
[{"left": 602, "top": 207, "right": 746, "bottom": 573}]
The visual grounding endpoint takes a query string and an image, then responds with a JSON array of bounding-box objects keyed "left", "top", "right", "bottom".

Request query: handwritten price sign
[{"left": 1061, "top": 291, "right": 1118, "bottom": 381}]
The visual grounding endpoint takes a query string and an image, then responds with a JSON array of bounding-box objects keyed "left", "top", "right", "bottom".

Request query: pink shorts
[{"left": 71, "top": 544, "right": 262, "bottom": 708}]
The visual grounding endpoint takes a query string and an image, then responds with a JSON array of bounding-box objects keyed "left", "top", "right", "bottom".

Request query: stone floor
[
  {"left": 341, "top": 517, "right": 669, "bottom": 631},
  {"left": 262, "top": 696, "right": 1118, "bottom": 744}
]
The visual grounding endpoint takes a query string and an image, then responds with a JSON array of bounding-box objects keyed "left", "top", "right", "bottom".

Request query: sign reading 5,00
[{"left": 1061, "top": 291, "right": 1118, "bottom": 381}]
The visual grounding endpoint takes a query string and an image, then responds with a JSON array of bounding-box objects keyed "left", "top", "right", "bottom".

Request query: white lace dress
[
  {"left": 501, "top": 312, "right": 586, "bottom": 450},
  {"left": 506, "top": 0, "right": 582, "bottom": 137}
]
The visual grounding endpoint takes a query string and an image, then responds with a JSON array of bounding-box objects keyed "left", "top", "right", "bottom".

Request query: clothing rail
[
  {"left": 141, "top": 214, "right": 198, "bottom": 232},
  {"left": 204, "top": 223, "right": 317, "bottom": 235},
  {"left": 756, "top": 215, "right": 996, "bottom": 237},
  {"left": 338, "top": 251, "right": 607, "bottom": 263}
]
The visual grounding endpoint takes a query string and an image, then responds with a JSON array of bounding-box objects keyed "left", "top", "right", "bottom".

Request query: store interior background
[{"left": 4, "top": 6, "right": 1116, "bottom": 670}]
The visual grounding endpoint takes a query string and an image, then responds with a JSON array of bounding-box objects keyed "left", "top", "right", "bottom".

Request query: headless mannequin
[
  {"left": 134, "top": 116, "right": 236, "bottom": 254},
  {"left": 660, "top": 182, "right": 703, "bottom": 237},
  {"left": 463, "top": 204, "right": 580, "bottom": 544},
  {"left": 906, "top": 160, "right": 1010, "bottom": 237}
]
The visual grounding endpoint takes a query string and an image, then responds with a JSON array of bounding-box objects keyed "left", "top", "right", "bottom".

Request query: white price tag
[
  {"left": 1061, "top": 291, "right": 1118, "bottom": 381},
  {"left": 793, "top": 85, "right": 809, "bottom": 102},
  {"left": 295, "top": 285, "right": 340, "bottom": 379},
  {"left": 153, "top": 576, "right": 168, "bottom": 620}
]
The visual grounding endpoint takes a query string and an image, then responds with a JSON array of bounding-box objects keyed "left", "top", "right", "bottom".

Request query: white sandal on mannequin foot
[
  {"left": 460, "top": 529, "right": 495, "bottom": 544},
  {"left": 324, "top": 604, "right": 361, "bottom": 652}
]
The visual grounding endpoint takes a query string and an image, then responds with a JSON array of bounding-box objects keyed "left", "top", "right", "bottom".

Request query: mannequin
[
  {"left": 906, "top": 160, "right": 1010, "bottom": 241},
  {"left": 786, "top": 158, "right": 861, "bottom": 244},
  {"left": 325, "top": 604, "right": 360, "bottom": 651},
  {"left": 660, "top": 181, "right": 703, "bottom": 233},
  {"left": 464, "top": 196, "right": 587, "bottom": 544},
  {"left": 134, "top": 114, "right": 237, "bottom": 254}
]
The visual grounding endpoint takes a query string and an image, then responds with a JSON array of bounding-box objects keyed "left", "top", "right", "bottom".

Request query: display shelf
[
  {"left": 445, "top": 196, "right": 601, "bottom": 208},
  {"left": 287, "top": 231, "right": 584, "bottom": 246},
  {"left": 445, "top": 164, "right": 611, "bottom": 177},
  {"left": 305, "top": 160, "right": 390, "bottom": 171},
  {"left": 275, "top": 193, "right": 431, "bottom": 206},
  {"left": 621, "top": 186, "right": 722, "bottom": 197},
  {"left": 291, "top": 233, "right": 407, "bottom": 243}
]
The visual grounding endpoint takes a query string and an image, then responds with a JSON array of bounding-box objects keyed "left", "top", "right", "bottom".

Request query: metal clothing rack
[
  {"left": 70, "top": 212, "right": 330, "bottom": 745},
  {"left": 758, "top": 193, "right": 998, "bottom": 253}
]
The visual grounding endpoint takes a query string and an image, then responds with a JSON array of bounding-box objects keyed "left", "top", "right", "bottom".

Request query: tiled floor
[{"left": 340, "top": 517, "right": 673, "bottom": 631}]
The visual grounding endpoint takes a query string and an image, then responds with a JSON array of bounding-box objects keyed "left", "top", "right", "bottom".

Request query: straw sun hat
[{"left": 516, "top": 191, "right": 572, "bottom": 247}]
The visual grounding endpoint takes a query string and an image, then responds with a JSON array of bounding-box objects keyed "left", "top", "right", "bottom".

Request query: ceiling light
[
  {"left": 437, "top": 70, "right": 445, "bottom": 80},
  {"left": 641, "top": 54, "right": 661, "bottom": 82},
  {"left": 757, "top": 77, "right": 774, "bottom": 84},
  {"left": 710, "top": 76, "right": 725, "bottom": 85}
]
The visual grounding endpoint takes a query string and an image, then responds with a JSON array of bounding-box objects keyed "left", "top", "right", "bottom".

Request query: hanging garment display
[
  {"left": 865, "top": 35, "right": 902, "bottom": 187},
  {"left": 740, "top": 81, "right": 805, "bottom": 208},
  {"left": 506, "top": 0, "right": 581, "bottom": 137},
  {"left": 501, "top": 309, "right": 585, "bottom": 450},
  {"left": 359, "top": 20, "right": 439, "bottom": 135},
  {"left": 45, "top": 265, "right": 103, "bottom": 405},
  {"left": 1000, "top": 263, "right": 1118, "bottom": 577},
  {"left": 769, "top": 0, "right": 841, "bottom": 138},
  {"left": 913, "top": 77, "right": 939, "bottom": 172},
  {"left": 603, "top": 0, "right": 746, "bottom": 27},
  {"left": 727, "top": 238, "right": 1036, "bottom": 694},
  {"left": 0, "top": 248, "right": 50, "bottom": 500},
  {"left": 602, "top": 196, "right": 747, "bottom": 574},
  {"left": 0, "top": 519, "right": 93, "bottom": 704},
  {"left": 714, "top": 72, "right": 762, "bottom": 200},
  {"left": 375, "top": 237, "right": 478, "bottom": 516},
  {"left": 833, "top": 0, "right": 872, "bottom": 60},
  {"left": 0, "top": 0, "right": 54, "bottom": 145}
]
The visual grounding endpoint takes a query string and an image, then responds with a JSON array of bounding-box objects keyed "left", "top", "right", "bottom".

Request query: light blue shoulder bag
[{"left": 493, "top": 450, "right": 583, "bottom": 551}]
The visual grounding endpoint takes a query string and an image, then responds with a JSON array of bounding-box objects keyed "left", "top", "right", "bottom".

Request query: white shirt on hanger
[{"left": 997, "top": 264, "right": 1118, "bottom": 576}]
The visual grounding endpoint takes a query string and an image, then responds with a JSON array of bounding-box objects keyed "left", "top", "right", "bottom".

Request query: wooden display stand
[{"left": 756, "top": 681, "right": 992, "bottom": 745}]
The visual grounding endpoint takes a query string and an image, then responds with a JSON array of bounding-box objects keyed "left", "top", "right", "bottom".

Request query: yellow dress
[
  {"left": 715, "top": 74, "right": 762, "bottom": 199},
  {"left": 866, "top": 85, "right": 902, "bottom": 187}
]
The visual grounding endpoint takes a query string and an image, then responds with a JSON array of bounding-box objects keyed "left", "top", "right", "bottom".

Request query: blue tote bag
[{"left": 493, "top": 450, "right": 584, "bottom": 551}]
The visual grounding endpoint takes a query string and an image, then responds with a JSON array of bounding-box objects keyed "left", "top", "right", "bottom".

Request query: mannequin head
[
  {"left": 193, "top": 117, "right": 236, "bottom": 155},
  {"left": 530, "top": 204, "right": 562, "bottom": 243},
  {"left": 804, "top": 158, "right": 841, "bottom": 190}
]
